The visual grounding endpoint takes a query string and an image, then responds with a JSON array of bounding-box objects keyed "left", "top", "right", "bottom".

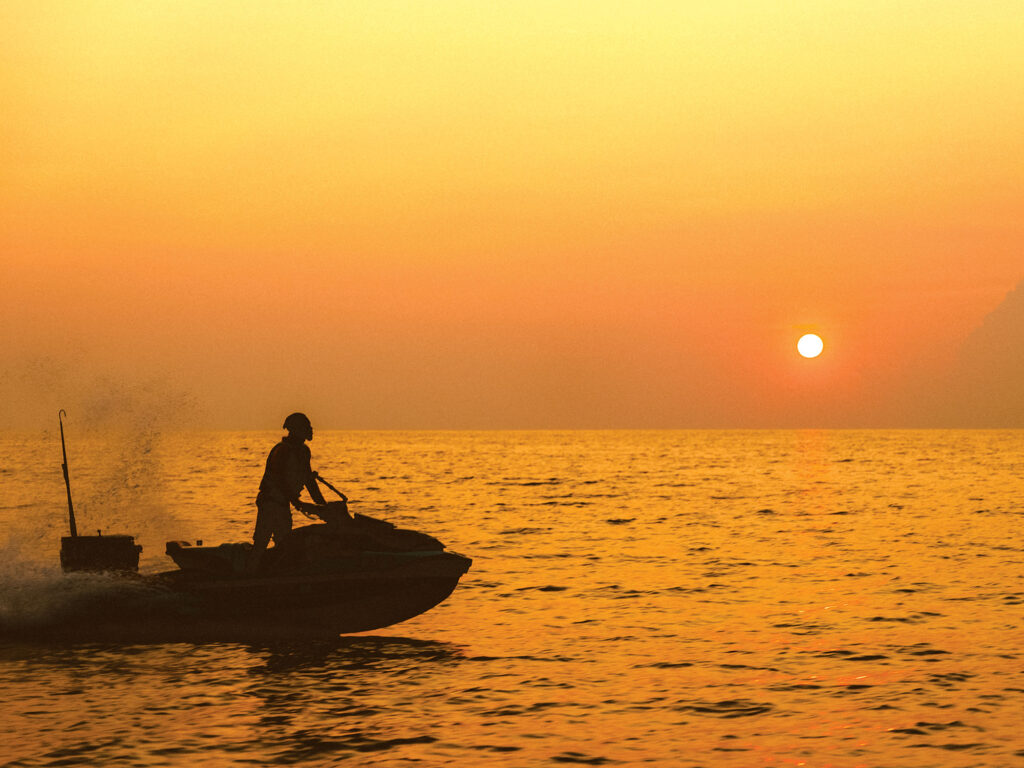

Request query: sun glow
[{"left": 797, "top": 333, "right": 824, "bottom": 359}]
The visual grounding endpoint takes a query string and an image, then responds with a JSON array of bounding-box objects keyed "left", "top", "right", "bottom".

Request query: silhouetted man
[{"left": 249, "top": 412, "right": 327, "bottom": 572}]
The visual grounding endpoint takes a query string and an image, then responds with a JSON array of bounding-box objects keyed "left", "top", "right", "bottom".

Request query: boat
[
  {"left": 37, "top": 411, "right": 472, "bottom": 642},
  {"left": 49, "top": 504, "right": 471, "bottom": 643},
  {"left": 157, "top": 504, "right": 473, "bottom": 638}
]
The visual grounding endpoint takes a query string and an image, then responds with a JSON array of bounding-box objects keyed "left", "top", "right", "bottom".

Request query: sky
[{"left": 2, "top": 1, "right": 1022, "bottom": 429}]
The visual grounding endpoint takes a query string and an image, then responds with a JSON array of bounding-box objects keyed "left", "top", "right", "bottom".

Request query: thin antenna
[{"left": 58, "top": 409, "right": 78, "bottom": 538}]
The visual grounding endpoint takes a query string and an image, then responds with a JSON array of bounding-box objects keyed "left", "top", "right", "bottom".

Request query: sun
[{"left": 797, "top": 333, "right": 824, "bottom": 358}]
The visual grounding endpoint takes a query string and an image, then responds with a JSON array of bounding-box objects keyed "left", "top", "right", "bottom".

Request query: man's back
[{"left": 258, "top": 437, "right": 311, "bottom": 504}]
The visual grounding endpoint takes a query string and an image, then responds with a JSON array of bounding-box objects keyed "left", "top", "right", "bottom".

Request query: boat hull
[
  {"left": 13, "top": 551, "right": 471, "bottom": 643},
  {"left": 159, "top": 550, "right": 472, "bottom": 638}
]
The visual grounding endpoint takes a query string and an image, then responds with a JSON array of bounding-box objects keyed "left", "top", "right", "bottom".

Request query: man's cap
[{"left": 283, "top": 412, "right": 312, "bottom": 431}]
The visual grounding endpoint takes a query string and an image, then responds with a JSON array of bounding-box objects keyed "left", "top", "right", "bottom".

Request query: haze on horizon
[{"left": 2, "top": 2, "right": 1022, "bottom": 430}]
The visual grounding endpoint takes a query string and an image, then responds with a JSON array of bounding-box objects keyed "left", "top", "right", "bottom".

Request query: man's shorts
[{"left": 253, "top": 499, "right": 292, "bottom": 545}]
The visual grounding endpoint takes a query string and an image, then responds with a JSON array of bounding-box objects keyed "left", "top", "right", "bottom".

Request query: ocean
[{"left": 1, "top": 429, "right": 1022, "bottom": 767}]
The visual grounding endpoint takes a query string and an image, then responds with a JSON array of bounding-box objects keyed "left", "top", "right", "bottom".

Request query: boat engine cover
[{"left": 60, "top": 535, "right": 142, "bottom": 573}]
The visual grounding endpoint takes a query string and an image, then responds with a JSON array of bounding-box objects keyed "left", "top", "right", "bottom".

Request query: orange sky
[{"left": 2, "top": 2, "right": 1022, "bottom": 428}]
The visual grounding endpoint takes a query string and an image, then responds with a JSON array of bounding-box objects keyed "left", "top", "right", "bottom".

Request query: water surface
[{"left": 2, "top": 430, "right": 1023, "bottom": 766}]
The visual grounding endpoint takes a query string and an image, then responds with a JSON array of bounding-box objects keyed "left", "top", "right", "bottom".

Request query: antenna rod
[{"left": 58, "top": 409, "right": 78, "bottom": 538}]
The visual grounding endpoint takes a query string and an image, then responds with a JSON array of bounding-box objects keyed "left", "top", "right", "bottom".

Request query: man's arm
[
  {"left": 306, "top": 474, "right": 327, "bottom": 505},
  {"left": 298, "top": 444, "right": 327, "bottom": 506}
]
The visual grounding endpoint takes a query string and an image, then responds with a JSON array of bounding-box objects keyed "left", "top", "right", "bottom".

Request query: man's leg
[
  {"left": 269, "top": 506, "right": 295, "bottom": 566},
  {"left": 248, "top": 501, "right": 275, "bottom": 573}
]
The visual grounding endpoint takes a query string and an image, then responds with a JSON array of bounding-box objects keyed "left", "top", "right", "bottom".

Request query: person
[{"left": 249, "top": 412, "right": 327, "bottom": 572}]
